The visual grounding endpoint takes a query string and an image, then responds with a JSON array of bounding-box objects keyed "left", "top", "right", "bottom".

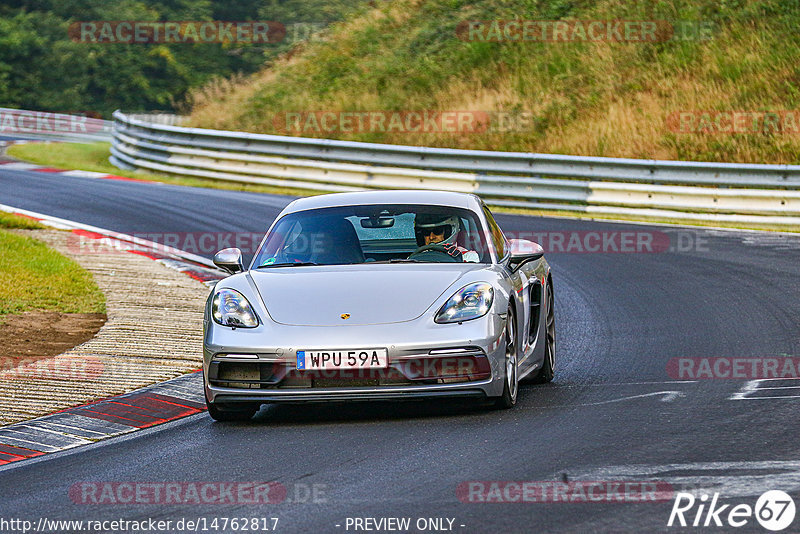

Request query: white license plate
[{"left": 296, "top": 349, "right": 388, "bottom": 370}]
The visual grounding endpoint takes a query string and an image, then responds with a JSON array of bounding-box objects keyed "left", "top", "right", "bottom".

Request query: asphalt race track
[{"left": 1, "top": 167, "right": 799, "bottom": 533}]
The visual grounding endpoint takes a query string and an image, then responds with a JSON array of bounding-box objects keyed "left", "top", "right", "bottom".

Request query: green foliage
[
  {"left": 187, "top": 0, "right": 800, "bottom": 163},
  {"left": 0, "top": 212, "right": 45, "bottom": 230},
  {"left": 0, "top": 0, "right": 367, "bottom": 116},
  {"left": 0, "top": 230, "right": 106, "bottom": 316}
]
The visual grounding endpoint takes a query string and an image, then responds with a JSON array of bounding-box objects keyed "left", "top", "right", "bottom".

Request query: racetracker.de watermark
[
  {"left": 0, "top": 356, "right": 104, "bottom": 381},
  {"left": 504, "top": 230, "right": 674, "bottom": 253},
  {"left": 271, "top": 110, "right": 540, "bottom": 135},
  {"left": 0, "top": 517, "right": 279, "bottom": 534},
  {"left": 66, "top": 231, "right": 266, "bottom": 256},
  {"left": 0, "top": 109, "right": 108, "bottom": 135},
  {"left": 68, "top": 482, "right": 326, "bottom": 505},
  {"left": 457, "top": 481, "right": 674, "bottom": 503},
  {"left": 285, "top": 355, "right": 490, "bottom": 381},
  {"left": 667, "top": 111, "right": 800, "bottom": 134},
  {"left": 66, "top": 229, "right": 709, "bottom": 256},
  {"left": 667, "top": 357, "right": 800, "bottom": 380},
  {"left": 456, "top": 20, "right": 714, "bottom": 42},
  {"left": 69, "top": 21, "right": 286, "bottom": 44},
  {"left": 501, "top": 230, "right": 708, "bottom": 254}
]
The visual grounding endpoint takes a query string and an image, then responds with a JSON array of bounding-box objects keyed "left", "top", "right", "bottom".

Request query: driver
[{"left": 413, "top": 213, "right": 480, "bottom": 262}]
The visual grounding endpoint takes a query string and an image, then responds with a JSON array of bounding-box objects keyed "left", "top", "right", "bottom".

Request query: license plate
[{"left": 296, "top": 349, "right": 388, "bottom": 370}]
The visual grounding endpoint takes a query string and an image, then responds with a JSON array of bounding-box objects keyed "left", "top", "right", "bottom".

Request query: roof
[{"left": 282, "top": 190, "right": 483, "bottom": 214}]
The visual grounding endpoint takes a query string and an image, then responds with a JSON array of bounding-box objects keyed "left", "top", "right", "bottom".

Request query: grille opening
[
  {"left": 209, "top": 353, "right": 490, "bottom": 389},
  {"left": 528, "top": 281, "right": 542, "bottom": 344},
  {"left": 209, "top": 361, "right": 279, "bottom": 388}
]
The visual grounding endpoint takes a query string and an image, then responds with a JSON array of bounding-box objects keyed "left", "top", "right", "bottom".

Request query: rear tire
[
  {"left": 531, "top": 282, "right": 555, "bottom": 384},
  {"left": 495, "top": 307, "right": 519, "bottom": 409}
]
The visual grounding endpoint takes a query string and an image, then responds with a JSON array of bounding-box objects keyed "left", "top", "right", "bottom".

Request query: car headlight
[
  {"left": 212, "top": 288, "right": 259, "bottom": 328},
  {"left": 435, "top": 283, "right": 494, "bottom": 324}
]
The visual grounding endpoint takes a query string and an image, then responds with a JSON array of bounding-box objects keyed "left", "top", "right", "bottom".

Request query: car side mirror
[
  {"left": 507, "top": 239, "right": 544, "bottom": 271},
  {"left": 213, "top": 247, "right": 244, "bottom": 275}
]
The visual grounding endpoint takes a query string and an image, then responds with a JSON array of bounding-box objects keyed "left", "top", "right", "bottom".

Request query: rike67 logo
[{"left": 668, "top": 490, "right": 796, "bottom": 531}]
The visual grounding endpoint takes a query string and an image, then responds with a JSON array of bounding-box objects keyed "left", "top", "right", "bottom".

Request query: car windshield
[{"left": 252, "top": 204, "right": 491, "bottom": 267}]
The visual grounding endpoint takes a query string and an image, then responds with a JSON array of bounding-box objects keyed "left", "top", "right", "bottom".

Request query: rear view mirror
[
  {"left": 361, "top": 217, "right": 395, "bottom": 229},
  {"left": 507, "top": 239, "right": 544, "bottom": 271},
  {"left": 213, "top": 247, "right": 244, "bottom": 275}
]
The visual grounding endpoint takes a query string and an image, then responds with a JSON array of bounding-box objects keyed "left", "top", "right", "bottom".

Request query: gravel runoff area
[{"left": 0, "top": 229, "right": 210, "bottom": 426}]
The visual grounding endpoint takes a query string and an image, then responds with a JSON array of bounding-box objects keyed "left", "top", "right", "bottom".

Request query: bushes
[
  {"left": 187, "top": 0, "right": 800, "bottom": 163},
  {"left": 0, "top": 0, "right": 365, "bottom": 116}
]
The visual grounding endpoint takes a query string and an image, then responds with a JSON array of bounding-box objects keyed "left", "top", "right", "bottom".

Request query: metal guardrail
[
  {"left": 111, "top": 111, "right": 800, "bottom": 226},
  {"left": 0, "top": 108, "right": 112, "bottom": 143}
]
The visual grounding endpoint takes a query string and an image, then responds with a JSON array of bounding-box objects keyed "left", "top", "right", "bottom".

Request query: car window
[
  {"left": 252, "top": 204, "right": 491, "bottom": 266},
  {"left": 347, "top": 213, "right": 416, "bottom": 241},
  {"left": 482, "top": 205, "right": 507, "bottom": 259}
]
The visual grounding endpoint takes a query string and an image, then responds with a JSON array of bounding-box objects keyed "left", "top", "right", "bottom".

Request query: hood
[{"left": 248, "top": 264, "right": 483, "bottom": 326}]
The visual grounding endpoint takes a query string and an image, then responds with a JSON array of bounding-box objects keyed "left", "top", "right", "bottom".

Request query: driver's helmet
[{"left": 414, "top": 213, "right": 460, "bottom": 247}]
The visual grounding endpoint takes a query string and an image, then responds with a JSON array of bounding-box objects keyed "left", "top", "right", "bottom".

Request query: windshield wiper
[
  {"left": 257, "top": 262, "right": 319, "bottom": 268},
  {"left": 371, "top": 258, "right": 422, "bottom": 264}
]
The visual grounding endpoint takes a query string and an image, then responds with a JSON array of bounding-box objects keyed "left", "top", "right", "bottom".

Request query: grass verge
[
  {"left": 0, "top": 211, "right": 46, "bottom": 230},
  {"left": 186, "top": 0, "right": 800, "bottom": 165},
  {"left": 0, "top": 230, "right": 106, "bottom": 320},
  {"left": 6, "top": 142, "right": 328, "bottom": 198},
  {"left": 6, "top": 141, "right": 799, "bottom": 233}
]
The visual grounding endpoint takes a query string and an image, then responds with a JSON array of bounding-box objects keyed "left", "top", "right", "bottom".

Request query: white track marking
[
  {"left": 548, "top": 380, "right": 697, "bottom": 388},
  {"left": 522, "top": 390, "right": 688, "bottom": 410},
  {"left": 0, "top": 162, "right": 39, "bottom": 171},
  {"left": 576, "top": 390, "right": 686, "bottom": 406},
  {"left": 568, "top": 461, "right": 800, "bottom": 499},
  {"left": 60, "top": 170, "right": 112, "bottom": 179},
  {"left": 730, "top": 378, "right": 800, "bottom": 400}
]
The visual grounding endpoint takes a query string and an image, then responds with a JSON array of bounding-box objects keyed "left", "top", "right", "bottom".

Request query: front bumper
[{"left": 203, "top": 312, "right": 507, "bottom": 405}]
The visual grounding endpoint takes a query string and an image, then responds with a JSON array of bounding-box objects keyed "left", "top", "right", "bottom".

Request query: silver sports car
[{"left": 203, "top": 190, "right": 555, "bottom": 421}]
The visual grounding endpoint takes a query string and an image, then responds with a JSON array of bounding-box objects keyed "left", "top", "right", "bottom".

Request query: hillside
[
  {"left": 0, "top": 0, "right": 361, "bottom": 116},
  {"left": 187, "top": 0, "right": 800, "bottom": 163}
]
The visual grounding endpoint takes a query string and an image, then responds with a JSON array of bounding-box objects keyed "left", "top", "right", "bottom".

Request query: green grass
[
  {"left": 6, "top": 142, "right": 328, "bottom": 198},
  {"left": 0, "top": 230, "right": 106, "bottom": 318},
  {"left": 0, "top": 211, "right": 46, "bottom": 230},
  {"left": 186, "top": 0, "right": 800, "bottom": 165}
]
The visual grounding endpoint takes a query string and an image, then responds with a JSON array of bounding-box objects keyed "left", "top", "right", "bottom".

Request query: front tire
[
  {"left": 204, "top": 381, "right": 259, "bottom": 422},
  {"left": 495, "top": 307, "right": 519, "bottom": 409},
  {"left": 206, "top": 401, "right": 259, "bottom": 422}
]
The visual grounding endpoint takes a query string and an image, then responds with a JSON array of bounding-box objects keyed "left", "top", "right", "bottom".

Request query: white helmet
[{"left": 414, "top": 213, "right": 460, "bottom": 247}]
